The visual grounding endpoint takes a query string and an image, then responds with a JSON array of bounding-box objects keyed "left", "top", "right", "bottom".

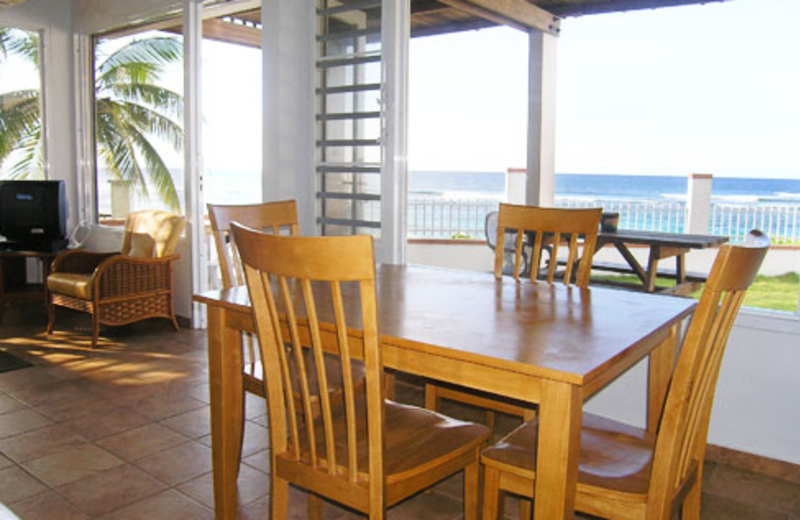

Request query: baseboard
[
  {"left": 706, "top": 444, "right": 800, "bottom": 483},
  {"left": 177, "top": 315, "right": 191, "bottom": 328}
]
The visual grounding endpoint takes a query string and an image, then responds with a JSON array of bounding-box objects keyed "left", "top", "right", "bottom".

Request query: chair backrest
[
  {"left": 120, "top": 210, "right": 186, "bottom": 258},
  {"left": 207, "top": 200, "right": 299, "bottom": 289},
  {"left": 647, "top": 230, "right": 769, "bottom": 519},
  {"left": 232, "top": 224, "right": 384, "bottom": 499},
  {"left": 495, "top": 203, "right": 602, "bottom": 286}
]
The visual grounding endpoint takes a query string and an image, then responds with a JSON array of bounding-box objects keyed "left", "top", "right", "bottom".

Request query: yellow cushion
[
  {"left": 120, "top": 210, "right": 186, "bottom": 258},
  {"left": 47, "top": 273, "right": 93, "bottom": 300},
  {"left": 128, "top": 233, "right": 156, "bottom": 258}
]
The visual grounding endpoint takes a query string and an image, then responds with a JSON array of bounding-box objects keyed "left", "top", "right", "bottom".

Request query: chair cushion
[
  {"left": 127, "top": 233, "right": 156, "bottom": 258},
  {"left": 120, "top": 210, "right": 186, "bottom": 258},
  {"left": 47, "top": 273, "right": 93, "bottom": 300},
  {"left": 482, "top": 412, "right": 655, "bottom": 496}
]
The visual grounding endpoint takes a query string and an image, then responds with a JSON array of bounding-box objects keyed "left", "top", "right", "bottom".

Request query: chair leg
[
  {"left": 270, "top": 476, "right": 289, "bottom": 520},
  {"left": 91, "top": 312, "right": 99, "bottom": 349},
  {"left": 169, "top": 313, "right": 180, "bottom": 331},
  {"left": 519, "top": 497, "right": 532, "bottom": 520},
  {"left": 482, "top": 466, "right": 502, "bottom": 520},
  {"left": 46, "top": 298, "right": 55, "bottom": 334},
  {"left": 485, "top": 410, "right": 496, "bottom": 431},
  {"left": 308, "top": 494, "right": 323, "bottom": 520},
  {"left": 424, "top": 383, "right": 438, "bottom": 410},
  {"left": 464, "top": 459, "right": 481, "bottom": 520},
  {"left": 682, "top": 471, "right": 703, "bottom": 520}
]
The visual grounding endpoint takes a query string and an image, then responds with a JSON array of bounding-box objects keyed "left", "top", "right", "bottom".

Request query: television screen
[{"left": 0, "top": 180, "right": 68, "bottom": 250}]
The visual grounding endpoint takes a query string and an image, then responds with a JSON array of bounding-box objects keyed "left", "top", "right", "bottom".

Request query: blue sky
[{"left": 409, "top": 0, "right": 800, "bottom": 179}]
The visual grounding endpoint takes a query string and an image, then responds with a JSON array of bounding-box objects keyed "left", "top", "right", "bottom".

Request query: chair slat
[
  {"left": 331, "top": 281, "right": 359, "bottom": 483},
  {"left": 301, "top": 278, "right": 337, "bottom": 473}
]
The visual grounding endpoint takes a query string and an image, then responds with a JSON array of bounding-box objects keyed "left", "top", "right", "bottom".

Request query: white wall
[{"left": 0, "top": 0, "right": 77, "bottom": 230}]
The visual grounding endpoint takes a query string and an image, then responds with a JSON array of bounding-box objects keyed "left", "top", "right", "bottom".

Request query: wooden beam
[
  {"left": 201, "top": 18, "right": 261, "bottom": 49},
  {"left": 437, "top": 0, "right": 560, "bottom": 35}
]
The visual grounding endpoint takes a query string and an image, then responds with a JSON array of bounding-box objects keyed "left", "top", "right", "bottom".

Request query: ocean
[{"left": 409, "top": 171, "right": 800, "bottom": 205}]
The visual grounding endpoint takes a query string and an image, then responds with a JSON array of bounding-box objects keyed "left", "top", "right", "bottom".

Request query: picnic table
[{"left": 591, "top": 229, "right": 729, "bottom": 295}]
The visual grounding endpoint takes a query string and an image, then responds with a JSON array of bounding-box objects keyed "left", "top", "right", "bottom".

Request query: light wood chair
[
  {"left": 208, "top": 200, "right": 299, "bottom": 397},
  {"left": 480, "top": 230, "right": 770, "bottom": 520},
  {"left": 46, "top": 210, "right": 185, "bottom": 349},
  {"left": 425, "top": 204, "right": 602, "bottom": 428},
  {"left": 231, "top": 224, "right": 490, "bottom": 520}
]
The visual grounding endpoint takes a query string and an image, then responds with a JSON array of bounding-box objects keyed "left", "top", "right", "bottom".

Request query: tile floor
[{"left": 0, "top": 306, "right": 799, "bottom": 519}]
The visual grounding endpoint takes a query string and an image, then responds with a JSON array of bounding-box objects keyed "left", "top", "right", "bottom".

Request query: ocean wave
[{"left": 660, "top": 193, "right": 688, "bottom": 201}]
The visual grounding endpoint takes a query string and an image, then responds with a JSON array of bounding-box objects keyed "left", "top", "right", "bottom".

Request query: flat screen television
[{"left": 0, "top": 180, "right": 69, "bottom": 251}]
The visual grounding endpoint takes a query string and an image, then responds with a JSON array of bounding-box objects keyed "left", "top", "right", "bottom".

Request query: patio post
[
  {"left": 687, "top": 173, "right": 713, "bottom": 234},
  {"left": 506, "top": 168, "right": 527, "bottom": 204},
  {"left": 526, "top": 29, "right": 558, "bottom": 207}
]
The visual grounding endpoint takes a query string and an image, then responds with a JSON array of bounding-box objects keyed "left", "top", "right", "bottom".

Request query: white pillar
[
  {"left": 526, "top": 29, "right": 558, "bottom": 207},
  {"left": 687, "top": 173, "right": 713, "bottom": 234},
  {"left": 506, "top": 168, "right": 527, "bottom": 205},
  {"left": 262, "top": 0, "right": 316, "bottom": 234}
]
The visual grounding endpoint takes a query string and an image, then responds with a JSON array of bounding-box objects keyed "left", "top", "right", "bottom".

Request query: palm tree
[
  {"left": 0, "top": 27, "right": 43, "bottom": 179},
  {"left": 0, "top": 29, "right": 184, "bottom": 211}
]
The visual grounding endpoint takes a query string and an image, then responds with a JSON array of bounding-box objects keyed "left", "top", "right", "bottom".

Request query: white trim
[
  {"left": 526, "top": 29, "right": 557, "bottom": 207},
  {"left": 735, "top": 308, "right": 800, "bottom": 335},
  {"left": 184, "top": 0, "right": 205, "bottom": 328},
  {"left": 73, "top": 34, "right": 97, "bottom": 226},
  {"left": 380, "top": 0, "right": 409, "bottom": 264}
]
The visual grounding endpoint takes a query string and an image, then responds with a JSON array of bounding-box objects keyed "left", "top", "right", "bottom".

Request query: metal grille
[{"left": 316, "top": 0, "right": 383, "bottom": 237}]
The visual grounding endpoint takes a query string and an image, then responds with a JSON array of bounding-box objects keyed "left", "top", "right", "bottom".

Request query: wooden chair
[
  {"left": 481, "top": 230, "right": 770, "bottom": 520},
  {"left": 46, "top": 210, "right": 185, "bottom": 349},
  {"left": 231, "top": 224, "right": 490, "bottom": 520},
  {"left": 425, "top": 204, "right": 602, "bottom": 428},
  {"left": 208, "top": 200, "right": 299, "bottom": 397}
]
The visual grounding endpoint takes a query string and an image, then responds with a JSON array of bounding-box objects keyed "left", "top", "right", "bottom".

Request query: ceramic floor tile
[
  {"left": 61, "top": 406, "right": 151, "bottom": 441},
  {"left": 97, "top": 489, "right": 214, "bottom": 520},
  {"left": 6, "top": 490, "right": 89, "bottom": 520},
  {"left": 390, "top": 488, "right": 463, "bottom": 520},
  {"left": 133, "top": 440, "right": 212, "bottom": 486},
  {"left": 0, "top": 408, "right": 52, "bottom": 439},
  {"left": 55, "top": 463, "right": 167, "bottom": 517},
  {"left": 0, "top": 465, "right": 47, "bottom": 505},
  {"left": 0, "top": 393, "right": 25, "bottom": 415},
  {"left": 96, "top": 423, "right": 189, "bottom": 462},
  {"left": 33, "top": 391, "right": 118, "bottom": 422},
  {"left": 700, "top": 492, "right": 789, "bottom": 520},
  {"left": 127, "top": 394, "right": 206, "bottom": 421},
  {"left": 158, "top": 406, "right": 210, "bottom": 439},
  {"left": 21, "top": 443, "right": 124, "bottom": 488},
  {"left": 242, "top": 448, "right": 270, "bottom": 475},
  {"left": 177, "top": 463, "right": 268, "bottom": 509},
  {"left": 0, "top": 424, "right": 88, "bottom": 463},
  {"left": 0, "top": 454, "right": 11, "bottom": 470},
  {"left": 706, "top": 463, "right": 800, "bottom": 515}
]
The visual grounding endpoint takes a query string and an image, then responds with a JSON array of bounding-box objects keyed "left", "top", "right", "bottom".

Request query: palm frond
[
  {"left": 0, "top": 90, "right": 41, "bottom": 165},
  {"left": 103, "top": 83, "right": 184, "bottom": 121},
  {"left": 96, "top": 37, "right": 181, "bottom": 86},
  {"left": 125, "top": 126, "right": 181, "bottom": 211}
]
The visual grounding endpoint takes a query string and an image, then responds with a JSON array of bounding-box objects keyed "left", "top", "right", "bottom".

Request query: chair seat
[
  {"left": 286, "top": 398, "right": 490, "bottom": 485},
  {"left": 482, "top": 412, "right": 655, "bottom": 497},
  {"left": 47, "top": 272, "right": 93, "bottom": 300}
]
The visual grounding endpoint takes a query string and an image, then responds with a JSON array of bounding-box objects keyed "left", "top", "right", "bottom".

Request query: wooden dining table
[{"left": 194, "top": 264, "right": 696, "bottom": 520}]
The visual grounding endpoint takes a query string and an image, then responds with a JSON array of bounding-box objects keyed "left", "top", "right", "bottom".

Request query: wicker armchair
[{"left": 46, "top": 210, "right": 186, "bottom": 348}]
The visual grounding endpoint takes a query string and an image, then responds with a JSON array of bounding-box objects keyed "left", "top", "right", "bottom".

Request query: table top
[
  {"left": 195, "top": 264, "right": 696, "bottom": 388},
  {"left": 598, "top": 229, "right": 728, "bottom": 249}
]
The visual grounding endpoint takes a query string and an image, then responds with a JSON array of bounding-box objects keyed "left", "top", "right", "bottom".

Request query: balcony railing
[{"left": 407, "top": 197, "right": 800, "bottom": 244}]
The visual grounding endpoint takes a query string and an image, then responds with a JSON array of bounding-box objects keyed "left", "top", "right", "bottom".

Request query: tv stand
[{"left": 0, "top": 249, "right": 60, "bottom": 324}]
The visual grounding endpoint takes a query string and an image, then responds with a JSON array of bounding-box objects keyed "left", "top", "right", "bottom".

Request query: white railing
[
  {"left": 408, "top": 198, "right": 499, "bottom": 239},
  {"left": 407, "top": 197, "right": 800, "bottom": 244},
  {"left": 710, "top": 204, "right": 800, "bottom": 244}
]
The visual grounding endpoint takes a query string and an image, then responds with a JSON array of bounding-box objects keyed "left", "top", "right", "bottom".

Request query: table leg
[
  {"left": 645, "top": 246, "right": 661, "bottom": 293},
  {"left": 534, "top": 379, "right": 582, "bottom": 520},
  {"left": 647, "top": 325, "right": 678, "bottom": 433},
  {"left": 207, "top": 305, "right": 245, "bottom": 520}
]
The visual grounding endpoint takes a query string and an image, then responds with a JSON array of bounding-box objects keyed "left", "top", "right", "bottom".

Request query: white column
[
  {"left": 380, "top": 0, "right": 410, "bottom": 264},
  {"left": 505, "top": 168, "right": 527, "bottom": 205},
  {"left": 526, "top": 29, "right": 558, "bottom": 207},
  {"left": 262, "top": 0, "right": 316, "bottom": 234},
  {"left": 687, "top": 173, "right": 713, "bottom": 234},
  {"left": 184, "top": 0, "right": 204, "bottom": 327}
]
